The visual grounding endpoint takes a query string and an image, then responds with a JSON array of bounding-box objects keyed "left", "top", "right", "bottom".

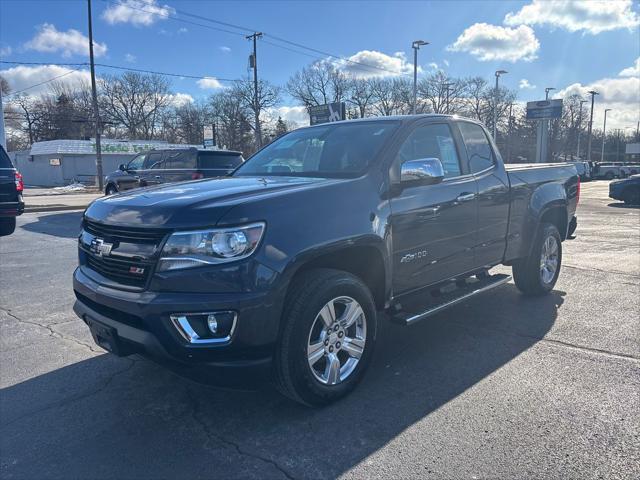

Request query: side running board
[{"left": 392, "top": 273, "right": 512, "bottom": 326}]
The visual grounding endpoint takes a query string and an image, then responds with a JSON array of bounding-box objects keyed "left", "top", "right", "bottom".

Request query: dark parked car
[
  {"left": 0, "top": 144, "right": 24, "bottom": 237},
  {"left": 609, "top": 174, "right": 640, "bottom": 205},
  {"left": 73, "top": 115, "right": 579, "bottom": 406},
  {"left": 104, "top": 147, "right": 244, "bottom": 195}
]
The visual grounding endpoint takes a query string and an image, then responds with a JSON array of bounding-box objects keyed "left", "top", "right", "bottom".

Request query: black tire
[
  {"left": 274, "top": 268, "right": 377, "bottom": 407},
  {"left": 105, "top": 184, "right": 118, "bottom": 195},
  {"left": 623, "top": 187, "right": 640, "bottom": 206},
  {"left": 512, "top": 223, "right": 562, "bottom": 296},
  {"left": 0, "top": 217, "right": 17, "bottom": 237}
]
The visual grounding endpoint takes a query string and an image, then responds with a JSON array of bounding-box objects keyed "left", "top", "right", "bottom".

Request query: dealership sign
[
  {"left": 309, "top": 102, "right": 346, "bottom": 125},
  {"left": 526, "top": 99, "right": 563, "bottom": 120}
]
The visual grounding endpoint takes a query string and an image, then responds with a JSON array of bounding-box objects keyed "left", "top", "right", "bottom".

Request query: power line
[
  {"left": 104, "top": 0, "right": 410, "bottom": 77},
  {"left": 5, "top": 68, "right": 82, "bottom": 96}
]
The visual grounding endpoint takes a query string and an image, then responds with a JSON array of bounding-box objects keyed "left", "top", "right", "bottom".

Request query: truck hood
[{"left": 85, "top": 176, "right": 340, "bottom": 228}]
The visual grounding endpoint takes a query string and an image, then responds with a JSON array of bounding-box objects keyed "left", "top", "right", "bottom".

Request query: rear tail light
[
  {"left": 15, "top": 171, "right": 24, "bottom": 192},
  {"left": 576, "top": 177, "right": 580, "bottom": 204},
  {"left": 191, "top": 172, "right": 204, "bottom": 180}
]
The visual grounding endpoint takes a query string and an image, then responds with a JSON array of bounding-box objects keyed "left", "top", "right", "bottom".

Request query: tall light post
[
  {"left": 87, "top": 0, "right": 103, "bottom": 190},
  {"left": 493, "top": 70, "right": 508, "bottom": 140},
  {"left": 545, "top": 87, "right": 555, "bottom": 100},
  {"left": 586, "top": 90, "right": 599, "bottom": 162},
  {"left": 576, "top": 99, "right": 587, "bottom": 159},
  {"left": 601, "top": 108, "right": 612, "bottom": 162},
  {"left": 412, "top": 40, "right": 428, "bottom": 115}
]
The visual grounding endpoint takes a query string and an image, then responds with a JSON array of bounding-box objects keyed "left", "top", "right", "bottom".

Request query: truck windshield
[{"left": 234, "top": 121, "right": 400, "bottom": 177}]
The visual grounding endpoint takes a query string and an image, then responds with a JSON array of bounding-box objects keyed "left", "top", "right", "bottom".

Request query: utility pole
[
  {"left": 246, "top": 32, "right": 263, "bottom": 149},
  {"left": 0, "top": 84, "right": 6, "bottom": 150},
  {"left": 576, "top": 99, "right": 587, "bottom": 159},
  {"left": 506, "top": 102, "right": 513, "bottom": 163},
  {"left": 601, "top": 108, "right": 611, "bottom": 162},
  {"left": 443, "top": 82, "right": 453, "bottom": 114},
  {"left": 411, "top": 40, "right": 428, "bottom": 115},
  {"left": 493, "top": 70, "right": 507, "bottom": 140},
  {"left": 87, "top": 0, "right": 103, "bottom": 190},
  {"left": 586, "top": 90, "right": 599, "bottom": 162}
]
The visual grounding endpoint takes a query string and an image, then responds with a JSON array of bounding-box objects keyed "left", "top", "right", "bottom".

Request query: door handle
[{"left": 456, "top": 192, "right": 476, "bottom": 202}]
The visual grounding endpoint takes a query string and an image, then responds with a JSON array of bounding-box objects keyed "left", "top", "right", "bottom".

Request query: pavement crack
[
  {"left": 538, "top": 338, "right": 640, "bottom": 361},
  {"left": 0, "top": 359, "right": 137, "bottom": 429},
  {"left": 0, "top": 307, "right": 101, "bottom": 353},
  {"left": 563, "top": 264, "right": 640, "bottom": 278},
  {"left": 185, "top": 387, "right": 297, "bottom": 480}
]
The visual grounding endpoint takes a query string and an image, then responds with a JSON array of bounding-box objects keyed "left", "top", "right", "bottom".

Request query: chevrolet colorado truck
[
  {"left": 73, "top": 115, "right": 579, "bottom": 406},
  {"left": 0, "top": 145, "right": 24, "bottom": 237}
]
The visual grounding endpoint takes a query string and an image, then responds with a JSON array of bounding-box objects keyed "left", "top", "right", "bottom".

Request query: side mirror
[
  {"left": 118, "top": 164, "right": 127, "bottom": 171},
  {"left": 400, "top": 158, "right": 445, "bottom": 185}
]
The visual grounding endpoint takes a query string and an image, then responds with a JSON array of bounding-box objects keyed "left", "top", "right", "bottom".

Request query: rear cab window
[
  {"left": 457, "top": 121, "right": 496, "bottom": 174},
  {"left": 198, "top": 151, "right": 244, "bottom": 170}
]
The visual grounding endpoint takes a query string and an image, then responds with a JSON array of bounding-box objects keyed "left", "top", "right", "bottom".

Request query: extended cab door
[
  {"left": 389, "top": 121, "right": 479, "bottom": 295},
  {"left": 456, "top": 121, "right": 510, "bottom": 268}
]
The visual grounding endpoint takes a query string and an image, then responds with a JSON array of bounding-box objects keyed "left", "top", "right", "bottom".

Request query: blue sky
[{"left": 1, "top": 0, "right": 639, "bottom": 129}]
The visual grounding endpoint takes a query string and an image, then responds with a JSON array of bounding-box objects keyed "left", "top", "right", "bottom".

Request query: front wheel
[
  {"left": 274, "top": 269, "right": 377, "bottom": 406},
  {"left": 513, "top": 223, "right": 562, "bottom": 296}
]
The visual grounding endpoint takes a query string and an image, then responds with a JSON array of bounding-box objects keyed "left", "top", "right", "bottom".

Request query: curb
[{"left": 24, "top": 205, "right": 88, "bottom": 213}]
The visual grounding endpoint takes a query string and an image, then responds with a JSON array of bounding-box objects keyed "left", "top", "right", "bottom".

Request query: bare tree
[
  {"left": 418, "top": 71, "right": 467, "bottom": 114},
  {"left": 347, "top": 78, "right": 375, "bottom": 118},
  {"left": 287, "top": 61, "right": 350, "bottom": 108},
  {"left": 232, "top": 79, "right": 281, "bottom": 137},
  {"left": 99, "top": 72, "right": 171, "bottom": 139},
  {"left": 208, "top": 89, "right": 254, "bottom": 154}
]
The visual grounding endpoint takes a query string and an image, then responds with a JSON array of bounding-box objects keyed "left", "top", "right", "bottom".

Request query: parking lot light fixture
[
  {"left": 412, "top": 40, "right": 429, "bottom": 115},
  {"left": 601, "top": 108, "right": 612, "bottom": 162},
  {"left": 493, "top": 70, "right": 508, "bottom": 140}
]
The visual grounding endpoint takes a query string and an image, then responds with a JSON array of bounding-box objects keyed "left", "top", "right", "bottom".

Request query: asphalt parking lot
[{"left": 1, "top": 180, "right": 638, "bottom": 479}]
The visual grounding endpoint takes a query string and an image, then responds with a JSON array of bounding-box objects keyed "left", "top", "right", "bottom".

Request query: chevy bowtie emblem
[{"left": 90, "top": 238, "right": 113, "bottom": 257}]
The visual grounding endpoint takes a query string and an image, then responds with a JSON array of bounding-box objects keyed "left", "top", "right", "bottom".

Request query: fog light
[
  {"left": 170, "top": 311, "right": 237, "bottom": 344},
  {"left": 207, "top": 314, "right": 218, "bottom": 334}
]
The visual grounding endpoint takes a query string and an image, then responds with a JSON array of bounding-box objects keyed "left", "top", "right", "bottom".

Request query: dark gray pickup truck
[{"left": 73, "top": 115, "right": 579, "bottom": 406}]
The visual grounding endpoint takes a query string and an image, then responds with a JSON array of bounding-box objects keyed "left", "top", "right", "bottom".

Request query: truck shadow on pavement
[
  {"left": 0, "top": 285, "right": 564, "bottom": 480},
  {"left": 19, "top": 211, "right": 84, "bottom": 239},
  {"left": 607, "top": 202, "right": 639, "bottom": 209}
]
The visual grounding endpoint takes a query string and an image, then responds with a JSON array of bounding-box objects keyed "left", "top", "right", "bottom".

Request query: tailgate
[{"left": 0, "top": 168, "right": 18, "bottom": 203}]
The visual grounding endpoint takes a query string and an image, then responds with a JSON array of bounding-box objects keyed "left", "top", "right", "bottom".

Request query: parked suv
[
  {"left": 104, "top": 148, "right": 244, "bottom": 194},
  {"left": 0, "top": 145, "right": 24, "bottom": 237}
]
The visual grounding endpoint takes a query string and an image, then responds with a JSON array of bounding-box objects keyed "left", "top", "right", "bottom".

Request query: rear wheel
[
  {"left": 105, "top": 184, "right": 118, "bottom": 195},
  {"left": 513, "top": 223, "right": 562, "bottom": 296},
  {"left": 0, "top": 217, "right": 17, "bottom": 237},
  {"left": 605, "top": 171, "right": 615, "bottom": 180},
  {"left": 274, "top": 268, "right": 377, "bottom": 406},
  {"left": 624, "top": 187, "right": 640, "bottom": 206}
]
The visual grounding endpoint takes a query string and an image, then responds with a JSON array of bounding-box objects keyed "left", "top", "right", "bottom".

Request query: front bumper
[
  {"left": 609, "top": 185, "right": 624, "bottom": 201},
  {"left": 73, "top": 266, "right": 282, "bottom": 368},
  {"left": 0, "top": 197, "right": 24, "bottom": 217}
]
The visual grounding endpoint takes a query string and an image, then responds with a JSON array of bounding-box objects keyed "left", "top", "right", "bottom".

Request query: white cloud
[
  {"left": 428, "top": 62, "right": 439, "bottom": 70},
  {"left": 443, "top": 59, "right": 450, "bottom": 67},
  {"left": 519, "top": 78, "right": 536, "bottom": 89},
  {"left": 0, "top": 65, "right": 91, "bottom": 96},
  {"left": 196, "top": 77, "right": 225, "bottom": 90},
  {"left": 177, "top": 27, "right": 188, "bottom": 34},
  {"left": 219, "top": 46, "right": 231, "bottom": 53},
  {"left": 0, "top": 46, "right": 12, "bottom": 57},
  {"left": 447, "top": 23, "right": 539, "bottom": 62},
  {"left": 335, "top": 50, "right": 416, "bottom": 78},
  {"left": 169, "top": 92, "right": 194, "bottom": 107},
  {"left": 25, "top": 23, "right": 107, "bottom": 58},
  {"left": 505, "top": 0, "right": 639, "bottom": 35},
  {"left": 619, "top": 57, "right": 639, "bottom": 77},
  {"left": 124, "top": 53, "right": 137, "bottom": 63},
  {"left": 556, "top": 76, "right": 640, "bottom": 130},
  {"left": 102, "top": 0, "right": 175, "bottom": 26},
  {"left": 268, "top": 106, "right": 309, "bottom": 127}
]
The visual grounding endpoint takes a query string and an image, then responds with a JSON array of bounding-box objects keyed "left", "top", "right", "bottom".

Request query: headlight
[{"left": 158, "top": 222, "right": 265, "bottom": 271}]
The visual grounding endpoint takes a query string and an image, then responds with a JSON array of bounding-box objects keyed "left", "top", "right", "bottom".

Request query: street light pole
[
  {"left": 601, "top": 108, "right": 612, "bottom": 162},
  {"left": 545, "top": 87, "right": 555, "bottom": 100},
  {"left": 586, "top": 90, "right": 599, "bottom": 162},
  {"left": 576, "top": 99, "right": 587, "bottom": 159},
  {"left": 412, "top": 40, "right": 428, "bottom": 115},
  {"left": 493, "top": 70, "right": 507, "bottom": 140},
  {"left": 87, "top": 0, "right": 103, "bottom": 190}
]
